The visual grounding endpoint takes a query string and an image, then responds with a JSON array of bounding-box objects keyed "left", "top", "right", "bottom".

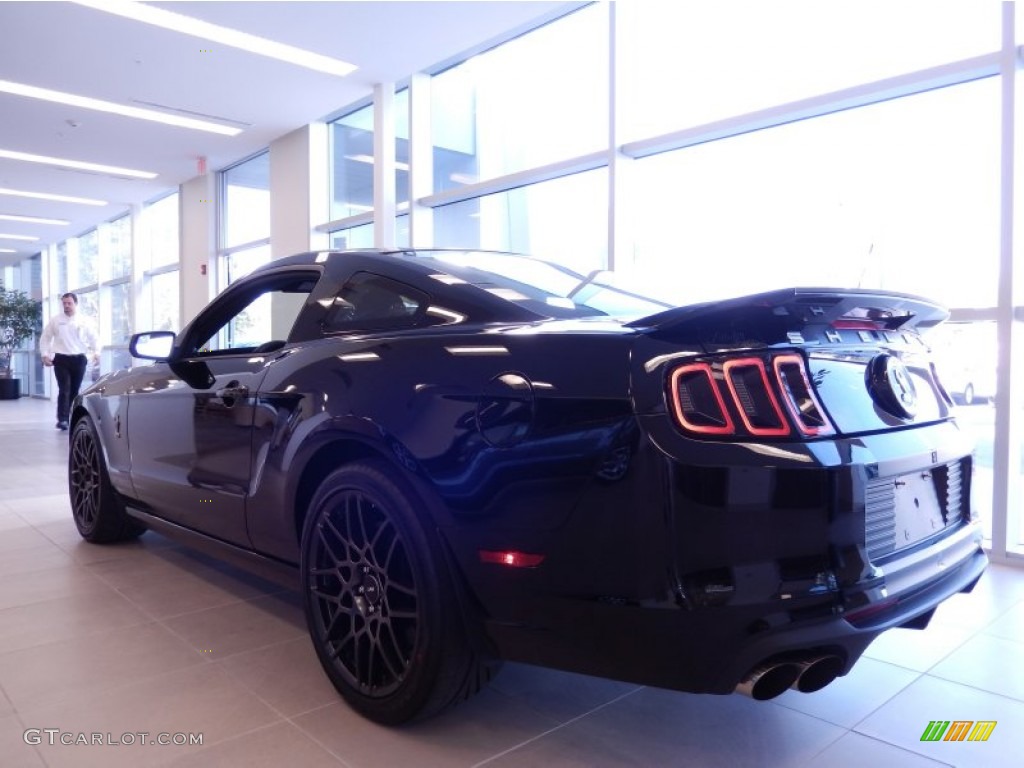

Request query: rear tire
[
  {"left": 300, "top": 460, "right": 495, "bottom": 724},
  {"left": 69, "top": 417, "right": 145, "bottom": 543}
]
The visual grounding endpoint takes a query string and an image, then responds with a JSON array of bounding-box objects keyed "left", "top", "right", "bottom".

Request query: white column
[
  {"left": 374, "top": 82, "right": 397, "bottom": 248},
  {"left": 990, "top": 0, "right": 1018, "bottom": 561},
  {"left": 409, "top": 73, "right": 434, "bottom": 247},
  {"left": 270, "top": 123, "right": 329, "bottom": 259},
  {"left": 179, "top": 174, "right": 217, "bottom": 327},
  {"left": 129, "top": 202, "right": 147, "bottom": 336}
]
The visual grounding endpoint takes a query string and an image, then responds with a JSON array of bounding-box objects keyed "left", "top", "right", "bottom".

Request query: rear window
[{"left": 413, "top": 251, "right": 671, "bottom": 318}]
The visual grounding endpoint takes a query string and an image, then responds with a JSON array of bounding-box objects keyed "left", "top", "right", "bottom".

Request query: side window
[
  {"left": 323, "top": 273, "right": 429, "bottom": 333},
  {"left": 187, "top": 272, "right": 319, "bottom": 356}
]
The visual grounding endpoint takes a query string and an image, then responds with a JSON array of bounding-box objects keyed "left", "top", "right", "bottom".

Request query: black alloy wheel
[
  {"left": 301, "top": 460, "right": 494, "bottom": 724},
  {"left": 69, "top": 417, "right": 144, "bottom": 543}
]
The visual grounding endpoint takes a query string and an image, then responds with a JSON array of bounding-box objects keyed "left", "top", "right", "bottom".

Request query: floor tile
[
  {"left": 861, "top": 623, "right": 974, "bottom": 672},
  {"left": 0, "top": 621, "right": 204, "bottom": 710},
  {"left": 294, "top": 692, "right": 560, "bottom": 768},
  {"left": 17, "top": 664, "right": 283, "bottom": 768},
  {"left": 0, "top": 563, "right": 112, "bottom": 612},
  {"left": 775, "top": 657, "right": 921, "bottom": 729},
  {"left": 168, "top": 721, "right": 345, "bottom": 767},
  {"left": 0, "top": 590, "right": 150, "bottom": 655},
  {"left": 2, "top": 713, "right": 47, "bottom": 768},
  {"left": 928, "top": 562, "right": 1024, "bottom": 633},
  {"left": 482, "top": 687, "right": 844, "bottom": 768},
  {"left": 5, "top": 494, "right": 73, "bottom": 524},
  {"left": 0, "top": 526, "right": 62, "bottom": 554},
  {"left": 0, "top": 686, "right": 12, "bottom": 716},
  {"left": 981, "top": 598, "right": 1024, "bottom": 642},
  {"left": 928, "top": 633, "right": 1024, "bottom": 703},
  {"left": 216, "top": 636, "right": 341, "bottom": 717},
  {"left": 0, "top": 511, "right": 31, "bottom": 531},
  {"left": 86, "top": 549, "right": 284, "bottom": 620},
  {"left": 161, "top": 591, "right": 305, "bottom": 658},
  {"left": 803, "top": 731, "right": 953, "bottom": 768},
  {"left": 488, "top": 662, "right": 642, "bottom": 723},
  {"left": 856, "top": 674, "right": 1023, "bottom": 768}
]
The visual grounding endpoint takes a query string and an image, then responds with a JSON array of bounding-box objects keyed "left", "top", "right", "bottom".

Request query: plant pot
[{"left": 0, "top": 377, "right": 20, "bottom": 400}]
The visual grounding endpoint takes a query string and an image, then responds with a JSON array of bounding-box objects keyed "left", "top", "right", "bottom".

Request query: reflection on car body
[{"left": 68, "top": 249, "right": 986, "bottom": 724}]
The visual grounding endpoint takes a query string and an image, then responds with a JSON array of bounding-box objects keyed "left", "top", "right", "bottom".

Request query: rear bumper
[{"left": 707, "top": 520, "right": 986, "bottom": 694}]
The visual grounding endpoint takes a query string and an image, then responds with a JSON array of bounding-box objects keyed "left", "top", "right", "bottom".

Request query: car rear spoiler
[{"left": 625, "top": 287, "right": 950, "bottom": 345}]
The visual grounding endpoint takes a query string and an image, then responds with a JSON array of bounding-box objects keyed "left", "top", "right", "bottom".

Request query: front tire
[
  {"left": 69, "top": 417, "right": 145, "bottom": 543},
  {"left": 300, "top": 460, "right": 494, "bottom": 724}
]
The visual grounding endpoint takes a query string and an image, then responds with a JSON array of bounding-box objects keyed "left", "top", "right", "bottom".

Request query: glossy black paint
[{"left": 72, "top": 250, "right": 987, "bottom": 701}]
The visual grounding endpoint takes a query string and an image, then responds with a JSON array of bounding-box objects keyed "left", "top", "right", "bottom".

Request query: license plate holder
[{"left": 892, "top": 469, "right": 947, "bottom": 547}]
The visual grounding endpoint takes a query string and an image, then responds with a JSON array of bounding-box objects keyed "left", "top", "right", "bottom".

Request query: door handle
[{"left": 216, "top": 381, "right": 249, "bottom": 405}]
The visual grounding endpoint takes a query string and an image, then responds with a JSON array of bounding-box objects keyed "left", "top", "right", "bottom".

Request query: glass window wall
[
  {"left": 430, "top": 4, "right": 607, "bottom": 193},
  {"left": 330, "top": 104, "right": 376, "bottom": 220},
  {"left": 107, "top": 214, "right": 131, "bottom": 280},
  {"left": 145, "top": 192, "right": 180, "bottom": 270},
  {"left": 222, "top": 152, "right": 270, "bottom": 248},
  {"left": 74, "top": 229, "right": 98, "bottom": 290},
  {"left": 618, "top": 1, "right": 999, "bottom": 142},
  {"left": 627, "top": 80, "right": 999, "bottom": 309},
  {"left": 433, "top": 169, "right": 607, "bottom": 275}
]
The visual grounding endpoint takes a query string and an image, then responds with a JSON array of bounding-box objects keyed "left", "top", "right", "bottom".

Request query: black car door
[{"left": 127, "top": 268, "right": 320, "bottom": 546}]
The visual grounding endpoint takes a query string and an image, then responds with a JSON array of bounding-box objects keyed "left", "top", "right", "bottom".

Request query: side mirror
[{"left": 129, "top": 331, "right": 175, "bottom": 360}]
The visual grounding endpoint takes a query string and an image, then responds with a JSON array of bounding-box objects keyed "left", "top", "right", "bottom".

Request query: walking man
[{"left": 40, "top": 293, "right": 99, "bottom": 430}]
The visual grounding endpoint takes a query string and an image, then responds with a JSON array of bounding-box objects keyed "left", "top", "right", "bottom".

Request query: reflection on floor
[{"left": 1, "top": 396, "right": 1022, "bottom": 767}]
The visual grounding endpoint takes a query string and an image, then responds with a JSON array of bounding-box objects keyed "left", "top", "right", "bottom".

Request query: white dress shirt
[{"left": 39, "top": 312, "right": 99, "bottom": 358}]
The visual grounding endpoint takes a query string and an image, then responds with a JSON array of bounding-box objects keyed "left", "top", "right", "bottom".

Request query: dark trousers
[{"left": 53, "top": 353, "right": 87, "bottom": 423}]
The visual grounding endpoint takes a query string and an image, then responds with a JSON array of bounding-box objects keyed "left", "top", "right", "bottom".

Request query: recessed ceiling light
[
  {"left": 74, "top": 0, "right": 358, "bottom": 77},
  {"left": 0, "top": 79, "right": 242, "bottom": 136},
  {"left": 0, "top": 149, "right": 157, "bottom": 179},
  {"left": 0, "top": 214, "right": 70, "bottom": 225},
  {"left": 0, "top": 187, "right": 107, "bottom": 206},
  {"left": 0, "top": 248, "right": 16, "bottom": 253},
  {"left": 0, "top": 233, "right": 40, "bottom": 241}
]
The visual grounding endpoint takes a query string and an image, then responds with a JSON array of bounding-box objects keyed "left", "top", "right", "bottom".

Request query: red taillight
[
  {"left": 479, "top": 550, "right": 545, "bottom": 568},
  {"left": 668, "top": 353, "right": 835, "bottom": 439},
  {"left": 668, "top": 363, "right": 735, "bottom": 435},
  {"left": 773, "top": 354, "right": 835, "bottom": 437},
  {"left": 722, "top": 358, "right": 790, "bottom": 436}
]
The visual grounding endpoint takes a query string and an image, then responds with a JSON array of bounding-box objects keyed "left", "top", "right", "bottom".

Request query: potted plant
[{"left": 0, "top": 282, "right": 42, "bottom": 398}]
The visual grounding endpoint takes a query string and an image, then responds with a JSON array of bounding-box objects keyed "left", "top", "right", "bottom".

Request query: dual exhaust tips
[{"left": 736, "top": 655, "right": 844, "bottom": 701}]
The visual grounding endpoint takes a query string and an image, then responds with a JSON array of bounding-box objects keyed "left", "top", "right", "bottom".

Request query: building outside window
[
  {"left": 616, "top": 1, "right": 999, "bottom": 142},
  {"left": 100, "top": 213, "right": 133, "bottom": 374},
  {"left": 221, "top": 152, "right": 271, "bottom": 288},
  {"left": 430, "top": 3, "right": 607, "bottom": 194},
  {"left": 74, "top": 229, "right": 98, "bottom": 291},
  {"left": 433, "top": 169, "right": 607, "bottom": 275},
  {"left": 140, "top": 192, "right": 180, "bottom": 334}
]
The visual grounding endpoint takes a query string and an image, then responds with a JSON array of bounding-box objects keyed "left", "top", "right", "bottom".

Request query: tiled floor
[{"left": 1, "top": 395, "right": 1022, "bottom": 767}]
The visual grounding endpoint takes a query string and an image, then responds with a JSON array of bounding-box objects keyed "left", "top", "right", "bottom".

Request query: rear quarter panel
[{"left": 243, "top": 327, "right": 642, "bottom": 571}]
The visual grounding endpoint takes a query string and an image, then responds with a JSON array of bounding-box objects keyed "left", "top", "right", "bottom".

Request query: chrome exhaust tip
[
  {"left": 791, "top": 655, "right": 844, "bottom": 693},
  {"left": 735, "top": 662, "right": 801, "bottom": 700}
]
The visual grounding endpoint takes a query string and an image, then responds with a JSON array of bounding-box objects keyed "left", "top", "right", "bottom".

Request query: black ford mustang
[{"left": 68, "top": 249, "right": 986, "bottom": 724}]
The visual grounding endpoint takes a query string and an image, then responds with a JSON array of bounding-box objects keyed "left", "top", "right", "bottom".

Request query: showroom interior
[{"left": 1, "top": 1, "right": 1023, "bottom": 766}]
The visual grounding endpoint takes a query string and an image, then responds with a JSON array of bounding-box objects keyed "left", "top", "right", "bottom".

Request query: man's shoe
[{"left": 57, "top": 421, "right": 68, "bottom": 430}]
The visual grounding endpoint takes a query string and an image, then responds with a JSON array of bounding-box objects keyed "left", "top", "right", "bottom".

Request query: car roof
[{"left": 248, "top": 249, "right": 665, "bottom": 324}]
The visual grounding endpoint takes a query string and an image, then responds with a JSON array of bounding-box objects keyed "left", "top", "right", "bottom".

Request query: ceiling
[{"left": 0, "top": 0, "right": 577, "bottom": 266}]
